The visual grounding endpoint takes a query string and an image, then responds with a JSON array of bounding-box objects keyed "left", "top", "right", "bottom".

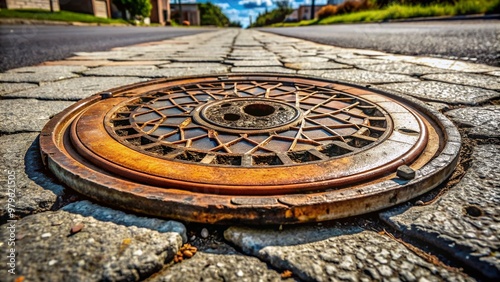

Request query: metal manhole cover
[{"left": 40, "top": 74, "right": 460, "bottom": 224}]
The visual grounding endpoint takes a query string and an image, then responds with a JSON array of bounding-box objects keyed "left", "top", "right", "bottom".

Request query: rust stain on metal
[{"left": 40, "top": 74, "right": 460, "bottom": 224}]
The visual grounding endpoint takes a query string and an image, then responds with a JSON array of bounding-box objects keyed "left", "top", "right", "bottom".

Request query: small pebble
[
  {"left": 236, "top": 270, "right": 244, "bottom": 277},
  {"left": 133, "top": 249, "right": 143, "bottom": 256},
  {"left": 48, "top": 259, "right": 58, "bottom": 266},
  {"left": 281, "top": 270, "right": 293, "bottom": 278},
  {"left": 70, "top": 223, "right": 85, "bottom": 234},
  {"left": 415, "top": 200, "right": 424, "bottom": 206},
  {"left": 41, "top": 233, "right": 52, "bottom": 238},
  {"left": 200, "top": 228, "right": 209, "bottom": 238},
  {"left": 397, "top": 165, "right": 416, "bottom": 180}
]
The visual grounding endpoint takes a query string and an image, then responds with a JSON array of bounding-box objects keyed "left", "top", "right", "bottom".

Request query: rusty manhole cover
[{"left": 40, "top": 74, "right": 460, "bottom": 224}]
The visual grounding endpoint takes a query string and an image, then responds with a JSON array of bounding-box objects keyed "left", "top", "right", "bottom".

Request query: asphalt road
[
  {"left": 261, "top": 19, "right": 500, "bottom": 67},
  {"left": 0, "top": 25, "right": 216, "bottom": 72}
]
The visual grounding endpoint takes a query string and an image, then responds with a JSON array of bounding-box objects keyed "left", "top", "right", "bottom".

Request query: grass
[
  {"left": 0, "top": 9, "right": 129, "bottom": 25},
  {"left": 272, "top": 0, "right": 500, "bottom": 27}
]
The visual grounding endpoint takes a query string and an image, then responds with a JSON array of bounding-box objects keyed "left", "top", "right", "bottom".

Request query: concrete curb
[
  {"left": 0, "top": 18, "right": 130, "bottom": 26},
  {"left": 387, "top": 13, "right": 500, "bottom": 23}
]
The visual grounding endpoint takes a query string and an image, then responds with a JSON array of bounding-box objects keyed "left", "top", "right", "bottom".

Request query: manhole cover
[{"left": 40, "top": 74, "right": 460, "bottom": 224}]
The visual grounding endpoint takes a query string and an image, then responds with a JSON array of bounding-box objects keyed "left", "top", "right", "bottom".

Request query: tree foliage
[
  {"left": 250, "top": 0, "right": 293, "bottom": 27},
  {"left": 199, "top": 2, "right": 240, "bottom": 27},
  {"left": 374, "top": 0, "right": 459, "bottom": 7},
  {"left": 113, "top": 0, "right": 152, "bottom": 19}
]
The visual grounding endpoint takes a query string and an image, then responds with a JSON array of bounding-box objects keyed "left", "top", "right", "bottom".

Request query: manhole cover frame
[{"left": 40, "top": 73, "right": 461, "bottom": 224}]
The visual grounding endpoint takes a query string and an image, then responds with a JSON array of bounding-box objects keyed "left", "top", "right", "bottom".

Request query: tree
[
  {"left": 113, "top": 0, "right": 152, "bottom": 20},
  {"left": 198, "top": 2, "right": 230, "bottom": 27},
  {"left": 250, "top": 1, "right": 293, "bottom": 27},
  {"left": 229, "top": 21, "right": 243, "bottom": 28},
  {"left": 276, "top": 0, "right": 292, "bottom": 10}
]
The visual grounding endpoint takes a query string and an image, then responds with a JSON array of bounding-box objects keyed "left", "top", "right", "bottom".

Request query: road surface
[
  {"left": 1, "top": 20, "right": 498, "bottom": 72},
  {"left": 261, "top": 19, "right": 500, "bottom": 66},
  {"left": 0, "top": 25, "right": 216, "bottom": 72}
]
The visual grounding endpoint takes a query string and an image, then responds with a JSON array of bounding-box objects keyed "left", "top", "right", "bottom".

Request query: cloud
[
  {"left": 230, "top": 7, "right": 264, "bottom": 27},
  {"left": 238, "top": 0, "right": 273, "bottom": 9},
  {"left": 289, "top": 0, "right": 329, "bottom": 8},
  {"left": 214, "top": 2, "right": 231, "bottom": 10},
  {"left": 224, "top": 8, "right": 241, "bottom": 17}
]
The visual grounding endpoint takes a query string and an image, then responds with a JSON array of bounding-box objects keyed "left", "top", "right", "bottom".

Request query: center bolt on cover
[{"left": 40, "top": 74, "right": 460, "bottom": 224}]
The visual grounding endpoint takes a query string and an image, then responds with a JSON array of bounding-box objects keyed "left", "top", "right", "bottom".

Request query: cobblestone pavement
[{"left": 0, "top": 29, "right": 499, "bottom": 282}]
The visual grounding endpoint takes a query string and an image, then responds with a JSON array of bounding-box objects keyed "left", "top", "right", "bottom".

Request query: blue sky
[{"left": 179, "top": 0, "right": 328, "bottom": 28}]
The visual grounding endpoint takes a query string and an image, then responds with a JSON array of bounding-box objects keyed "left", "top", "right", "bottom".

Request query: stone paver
[
  {"left": 230, "top": 52, "right": 277, "bottom": 58},
  {"left": 71, "top": 51, "right": 140, "bottom": 61},
  {"left": 1, "top": 28, "right": 500, "bottom": 282},
  {"left": 358, "top": 62, "right": 453, "bottom": 75},
  {"left": 158, "top": 62, "right": 229, "bottom": 69},
  {"left": 232, "top": 66, "right": 297, "bottom": 74},
  {"left": 446, "top": 105, "right": 500, "bottom": 138},
  {"left": 41, "top": 60, "right": 169, "bottom": 67},
  {"left": 381, "top": 145, "right": 500, "bottom": 280},
  {"left": 0, "top": 82, "right": 37, "bottom": 96},
  {"left": 0, "top": 99, "right": 74, "bottom": 133},
  {"left": 346, "top": 49, "right": 389, "bottom": 57},
  {"left": 83, "top": 64, "right": 229, "bottom": 77},
  {"left": 229, "top": 60, "right": 283, "bottom": 67},
  {"left": 380, "top": 81, "right": 500, "bottom": 105},
  {"left": 151, "top": 251, "right": 285, "bottom": 282},
  {"left": 0, "top": 65, "right": 87, "bottom": 83},
  {"left": 0, "top": 133, "right": 66, "bottom": 222},
  {"left": 2, "top": 76, "right": 148, "bottom": 100},
  {"left": 300, "top": 69, "right": 419, "bottom": 84},
  {"left": 170, "top": 56, "right": 226, "bottom": 62},
  {"left": 280, "top": 56, "right": 330, "bottom": 63},
  {"left": 402, "top": 57, "right": 498, "bottom": 73},
  {"left": 81, "top": 65, "right": 164, "bottom": 77},
  {"left": 0, "top": 201, "right": 184, "bottom": 281},
  {"left": 422, "top": 72, "right": 500, "bottom": 90},
  {"left": 63, "top": 201, "right": 187, "bottom": 242},
  {"left": 488, "top": 70, "right": 500, "bottom": 77},
  {"left": 332, "top": 57, "right": 390, "bottom": 66},
  {"left": 285, "top": 61, "right": 351, "bottom": 70},
  {"left": 224, "top": 226, "right": 472, "bottom": 282}
]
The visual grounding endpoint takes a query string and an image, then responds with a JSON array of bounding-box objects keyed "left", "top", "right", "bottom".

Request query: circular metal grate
[
  {"left": 40, "top": 74, "right": 460, "bottom": 224},
  {"left": 107, "top": 82, "right": 389, "bottom": 167}
]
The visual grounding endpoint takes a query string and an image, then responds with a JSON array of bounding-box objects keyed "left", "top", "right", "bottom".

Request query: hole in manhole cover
[{"left": 40, "top": 74, "right": 460, "bottom": 224}]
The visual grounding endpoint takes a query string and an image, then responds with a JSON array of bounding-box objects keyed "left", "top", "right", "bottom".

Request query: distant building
[
  {"left": 284, "top": 9, "right": 298, "bottom": 22},
  {"left": 170, "top": 3, "right": 199, "bottom": 25},
  {"left": 297, "top": 5, "right": 325, "bottom": 21},
  {"left": 0, "top": 0, "right": 59, "bottom": 11},
  {"left": 59, "top": 0, "right": 111, "bottom": 18},
  {"left": 148, "top": 1, "right": 200, "bottom": 26}
]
